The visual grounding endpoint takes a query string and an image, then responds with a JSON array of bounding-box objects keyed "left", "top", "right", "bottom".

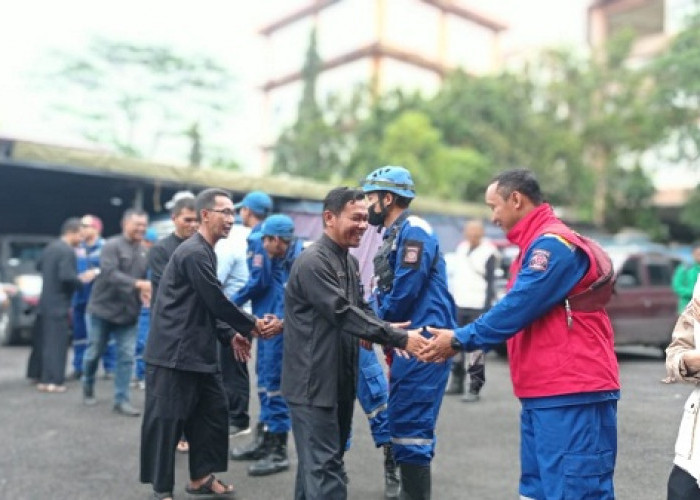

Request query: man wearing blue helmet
[
  {"left": 362, "top": 166, "right": 457, "bottom": 500},
  {"left": 230, "top": 191, "right": 279, "bottom": 462},
  {"left": 246, "top": 214, "right": 304, "bottom": 477}
]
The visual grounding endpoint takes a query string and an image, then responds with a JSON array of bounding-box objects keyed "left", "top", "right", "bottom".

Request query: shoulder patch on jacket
[
  {"left": 401, "top": 240, "right": 424, "bottom": 269},
  {"left": 528, "top": 249, "right": 550, "bottom": 271},
  {"left": 252, "top": 253, "right": 264, "bottom": 268}
]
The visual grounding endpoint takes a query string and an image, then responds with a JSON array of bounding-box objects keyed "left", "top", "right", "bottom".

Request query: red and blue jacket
[{"left": 454, "top": 204, "right": 620, "bottom": 402}]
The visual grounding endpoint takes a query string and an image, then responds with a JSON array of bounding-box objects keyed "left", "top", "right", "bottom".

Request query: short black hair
[
  {"left": 323, "top": 187, "right": 365, "bottom": 215},
  {"left": 322, "top": 187, "right": 365, "bottom": 228},
  {"left": 196, "top": 188, "right": 231, "bottom": 221},
  {"left": 122, "top": 208, "right": 148, "bottom": 221},
  {"left": 61, "top": 217, "right": 82, "bottom": 235},
  {"left": 171, "top": 197, "right": 196, "bottom": 217},
  {"left": 491, "top": 168, "right": 543, "bottom": 205}
]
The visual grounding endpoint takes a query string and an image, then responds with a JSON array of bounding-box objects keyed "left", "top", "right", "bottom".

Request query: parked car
[
  {"left": 0, "top": 234, "right": 53, "bottom": 345},
  {"left": 605, "top": 245, "right": 681, "bottom": 350},
  {"left": 490, "top": 244, "right": 681, "bottom": 357}
]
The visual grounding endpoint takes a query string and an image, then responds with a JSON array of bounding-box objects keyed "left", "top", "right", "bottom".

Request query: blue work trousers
[
  {"left": 519, "top": 400, "right": 617, "bottom": 500},
  {"left": 356, "top": 347, "right": 390, "bottom": 447},
  {"left": 133, "top": 307, "right": 150, "bottom": 381},
  {"left": 258, "top": 334, "right": 289, "bottom": 433},
  {"left": 388, "top": 356, "right": 450, "bottom": 466}
]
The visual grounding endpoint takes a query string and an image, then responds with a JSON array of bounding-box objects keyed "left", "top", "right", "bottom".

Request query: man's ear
[
  {"left": 383, "top": 192, "right": 394, "bottom": 207},
  {"left": 511, "top": 191, "right": 523, "bottom": 209},
  {"left": 323, "top": 210, "right": 334, "bottom": 227}
]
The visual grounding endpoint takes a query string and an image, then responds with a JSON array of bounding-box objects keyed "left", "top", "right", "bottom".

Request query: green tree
[
  {"left": 272, "top": 29, "right": 342, "bottom": 180},
  {"left": 532, "top": 32, "right": 664, "bottom": 227},
  {"left": 377, "top": 110, "right": 489, "bottom": 200},
  {"left": 652, "top": 9, "right": 700, "bottom": 163},
  {"left": 47, "top": 38, "right": 234, "bottom": 166}
]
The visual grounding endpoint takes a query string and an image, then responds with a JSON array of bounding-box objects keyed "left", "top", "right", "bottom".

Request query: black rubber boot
[
  {"left": 445, "top": 364, "right": 465, "bottom": 395},
  {"left": 383, "top": 443, "right": 400, "bottom": 499},
  {"left": 399, "top": 463, "right": 431, "bottom": 500},
  {"left": 230, "top": 422, "right": 268, "bottom": 461},
  {"left": 248, "top": 432, "right": 290, "bottom": 476}
]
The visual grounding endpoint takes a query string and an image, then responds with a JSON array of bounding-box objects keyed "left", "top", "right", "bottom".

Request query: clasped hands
[
  {"left": 233, "top": 314, "right": 285, "bottom": 362},
  {"left": 361, "top": 321, "right": 460, "bottom": 363}
]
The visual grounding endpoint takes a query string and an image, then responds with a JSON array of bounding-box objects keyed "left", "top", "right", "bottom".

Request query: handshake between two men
[
  {"left": 359, "top": 321, "right": 462, "bottom": 363},
  {"left": 230, "top": 313, "right": 286, "bottom": 363},
  {"left": 230, "top": 316, "right": 463, "bottom": 364}
]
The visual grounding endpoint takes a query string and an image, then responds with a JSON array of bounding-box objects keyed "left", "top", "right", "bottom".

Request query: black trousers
[
  {"left": 668, "top": 465, "right": 700, "bottom": 500},
  {"left": 452, "top": 307, "right": 486, "bottom": 393},
  {"left": 140, "top": 365, "right": 229, "bottom": 494},
  {"left": 290, "top": 398, "right": 355, "bottom": 500},
  {"left": 219, "top": 342, "right": 250, "bottom": 428},
  {"left": 26, "top": 314, "right": 70, "bottom": 385}
]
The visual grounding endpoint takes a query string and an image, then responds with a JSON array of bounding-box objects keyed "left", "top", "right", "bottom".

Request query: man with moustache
[{"left": 282, "top": 187, "right": 428, "bottom": 500}]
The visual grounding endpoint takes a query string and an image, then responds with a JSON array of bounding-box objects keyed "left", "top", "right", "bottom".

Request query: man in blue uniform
[
  {"left": 229, "top": 191, "right": 277, "bottom": 461},
  {"left": 71, "top": 214, "right": 115, "bottom": 380},
  {"left": 350, "top": 229, "right": 400, "bottom": 499},
  {"left": 246, "top": 214, "right": 304, "bottom": 477},
  {"left": 362, "top": 166, "right": 457, "bottom": 500}
]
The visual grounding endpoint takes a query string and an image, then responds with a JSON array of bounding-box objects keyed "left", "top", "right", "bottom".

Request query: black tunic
[
  {"left": 281, "top": 233, "right": 407, "bottom": 409},
  {"left": 144, "top": 232, "right": 256, "bottom": 373}
]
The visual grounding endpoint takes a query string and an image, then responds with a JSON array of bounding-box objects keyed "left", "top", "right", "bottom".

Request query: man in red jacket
[{"left": 421, "top": 168, "right": 620, "bottom": 500}]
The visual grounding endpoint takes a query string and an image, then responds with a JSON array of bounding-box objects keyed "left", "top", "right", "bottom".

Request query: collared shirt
[
  {"left": 87, "top": 234, "right": 148, "bottom": 325},
  {"left": 281, "top": 234, "right": 407, "bottom": 408},
  {"left": 215, "top": 224, "right": 250, "bottom": 310},
  {"left": 144, "top": 232, "right": 257, "bottom": 373}
]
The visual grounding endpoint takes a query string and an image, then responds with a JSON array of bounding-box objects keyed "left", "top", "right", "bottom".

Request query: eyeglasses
[{"left": 209, "top": 209, "right": 235, "bottom": 218}]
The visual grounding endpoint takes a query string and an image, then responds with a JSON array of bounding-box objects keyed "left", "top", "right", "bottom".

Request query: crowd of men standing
[{"left": 24, "top": 166, "right": 623, "bottom": 500}]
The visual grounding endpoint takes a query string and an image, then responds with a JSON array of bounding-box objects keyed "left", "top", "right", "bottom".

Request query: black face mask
[{"left": 368, "top": 200, "right": 388, "bottom": 227}]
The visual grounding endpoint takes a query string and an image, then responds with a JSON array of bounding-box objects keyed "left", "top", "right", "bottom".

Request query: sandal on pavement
[
  {"left": 152, "top": 491, "right": 173, "bottom": 500},
  {"left": 47, "top": 384, "right": 67, "bottom": 393},
  {"left": 176, "top": 440, "right": 189, "bottom": 453},
  {"left": 185, "top": 475, "right": 236, "bottom": 497}
]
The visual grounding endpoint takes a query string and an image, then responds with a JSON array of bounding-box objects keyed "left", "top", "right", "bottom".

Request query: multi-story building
[
  {"left": 588, "top": 0, "right": 696, "bottom": 64},
  {"left": 257, "top": 0, "right": 507, "bottom": 168}
]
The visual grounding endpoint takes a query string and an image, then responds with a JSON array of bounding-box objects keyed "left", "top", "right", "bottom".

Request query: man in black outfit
[
  {"left": 27, "top": 218, "right": 88, "bottom": 392},
  {"left": 140, "top": 188, "right": 266, "bottom": 500},
  {"left": 148, "top": 196, "right": 198, "bottom": 307},
  {"left": 281, "top": 187, "right": 429, "bottom": 500}
]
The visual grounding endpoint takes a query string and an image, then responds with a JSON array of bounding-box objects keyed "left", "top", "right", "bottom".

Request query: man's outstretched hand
[
  {"left": 418, "top": 327, "right": 459, "bottom": 363},
  {"left": 398, "top": 329, "right": 429, "bottom": 359}
]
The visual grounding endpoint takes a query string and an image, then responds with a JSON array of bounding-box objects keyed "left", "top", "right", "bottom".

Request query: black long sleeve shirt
[
  {"left": 144, "top": 232, "right": 257, "bottom": 373},
  {"left": 281, "top": 234, "right": 407, "bottom": 408},
  {"left": 147, "top": 232, "right": 185, "bottom": 308},
  {"left": 37, "top": 239, "right": 80, "bottom": 317}
]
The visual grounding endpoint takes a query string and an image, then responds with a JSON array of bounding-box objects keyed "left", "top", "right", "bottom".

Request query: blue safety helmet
[
  {"left": 234, "top": 190, "right": 273, "bottom": 216},
  {"left": 261, "top": 214, "right": 295, "bottom": 239},
  {"left": 361, "top": 166, "right": 415, "bottom": 199}
]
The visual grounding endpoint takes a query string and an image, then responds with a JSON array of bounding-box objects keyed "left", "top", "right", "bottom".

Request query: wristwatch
[{"left": 450, "top": 335, "right": 462, "bottom": 352}]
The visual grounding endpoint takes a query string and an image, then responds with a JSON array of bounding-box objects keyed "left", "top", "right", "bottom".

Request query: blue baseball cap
[
  {"left": 234, "top": 191, "right": 273, "bottom": 216},
  {"left": 261, "top": 214, "right": 295, "bottom": 239},
  {"left": 144, "top": 227, "right": 159, "bottom": 243}
]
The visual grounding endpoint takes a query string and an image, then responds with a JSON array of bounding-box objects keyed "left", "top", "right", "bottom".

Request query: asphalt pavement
[{"left": 0, "top": 344, "right": 687, "bottom": 499}]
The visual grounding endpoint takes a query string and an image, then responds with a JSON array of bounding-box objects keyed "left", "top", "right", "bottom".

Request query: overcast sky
[{"left": 10, "top": 0, "right": 692, "bottom": 188}]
